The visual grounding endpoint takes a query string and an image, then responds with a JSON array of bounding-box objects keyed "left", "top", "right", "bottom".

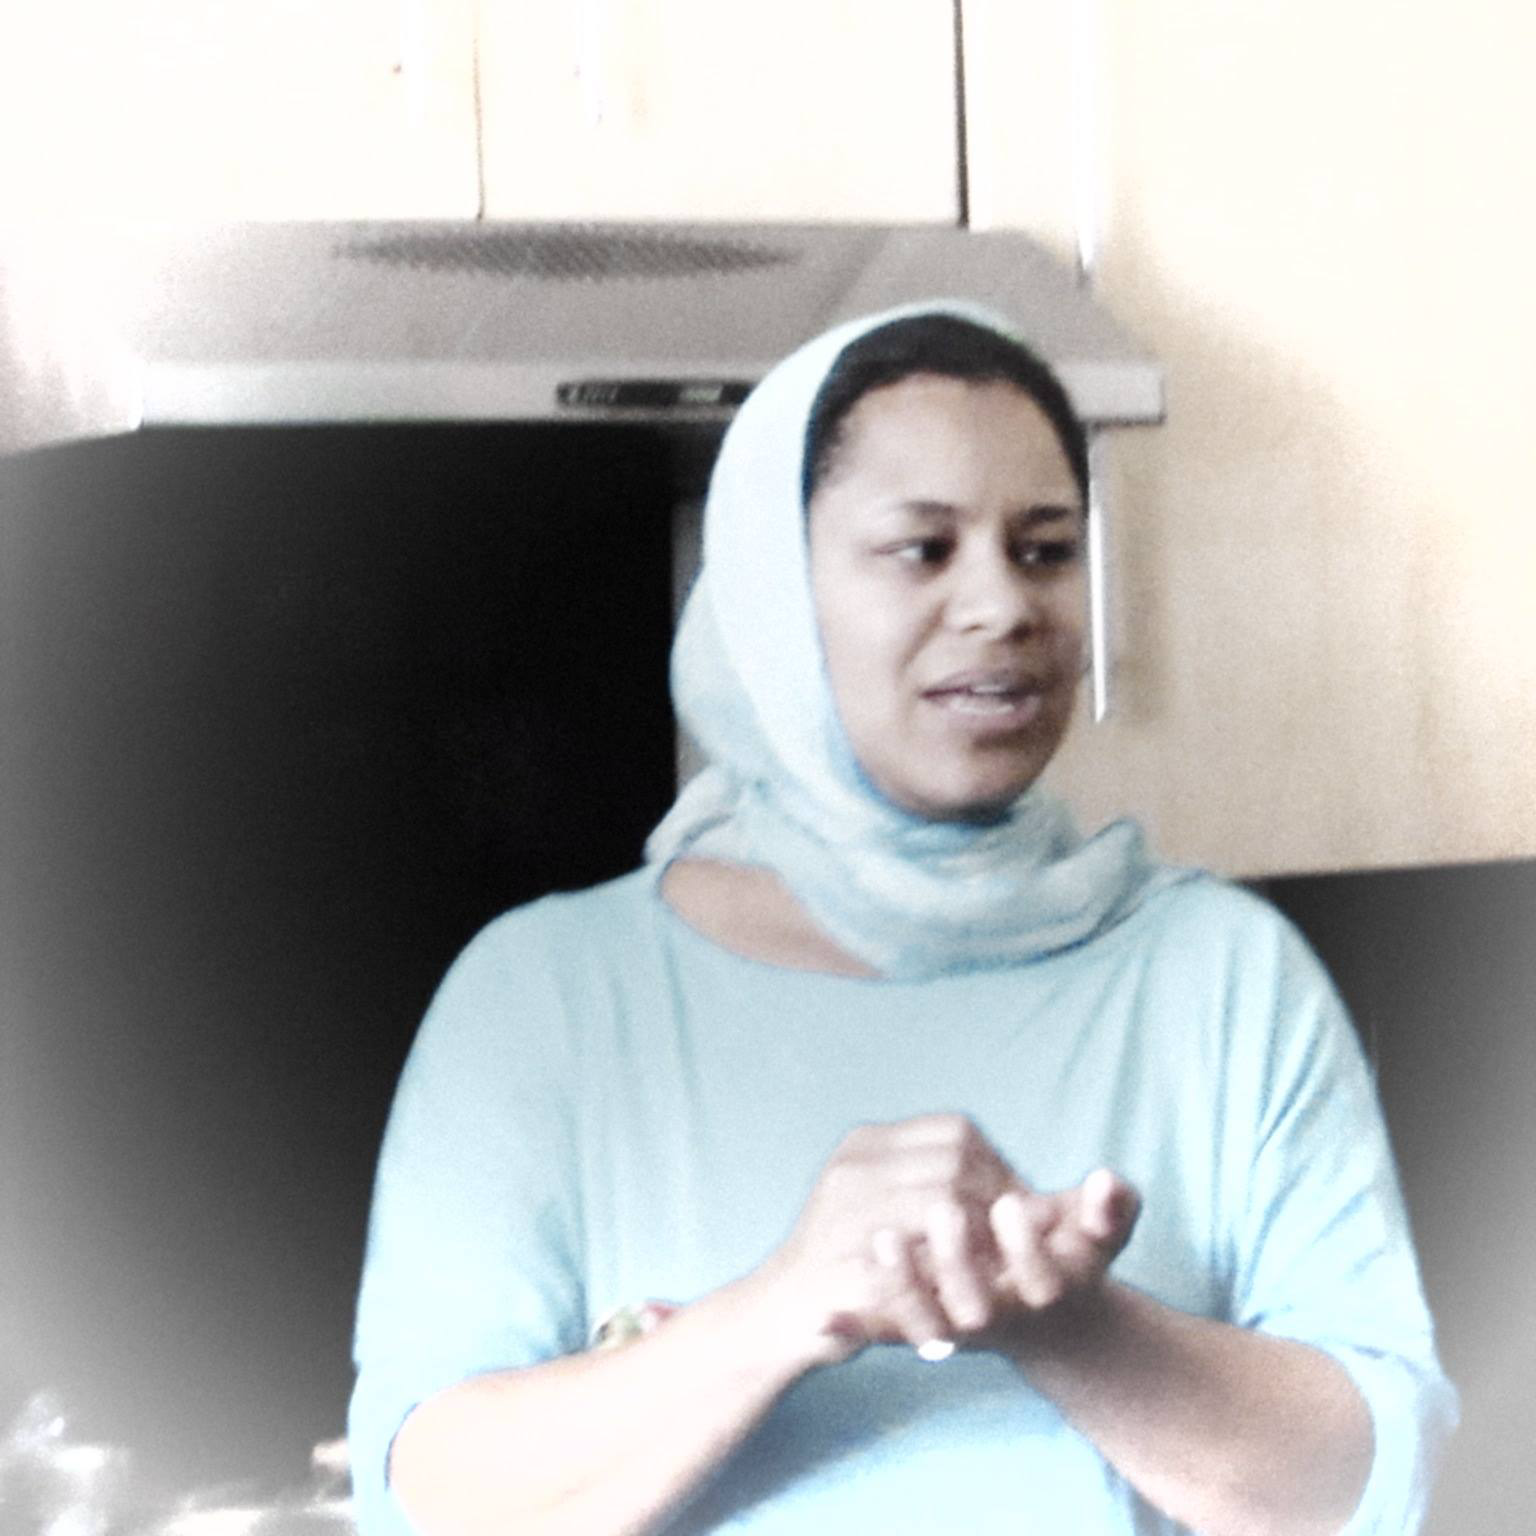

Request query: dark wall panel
[
  {"left": 1264, "top": 859, "right": 1536, "bottom": 1535},
  {"left": 0, "top": 424, "right": 680, "bottom": 1491}
]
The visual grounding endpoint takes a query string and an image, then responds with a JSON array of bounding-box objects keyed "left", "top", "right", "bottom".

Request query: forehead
[{"left": 820, "top": 373, "right": 1081, "bottom": 506}]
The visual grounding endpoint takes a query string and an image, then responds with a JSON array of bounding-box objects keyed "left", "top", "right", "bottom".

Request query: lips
[
  {"left": 927, "top": 664, "right": 1053, "bottom": 693},
  {"left": 921, "top": 668, "right": 1053, "bottom": 728}
]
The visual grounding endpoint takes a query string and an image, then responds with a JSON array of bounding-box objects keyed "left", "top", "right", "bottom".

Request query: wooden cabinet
[
  {"left": 964, "top": 0, "right": 1536, "bottom": 877},
  {"left": 0, "top": 1, "right": 481, "bottom": 219},
  {"left": 476, "top": 0, "right": 958, "bottom": 222},
  {"left": 0, "top": 1, "right": 958, "bottom": 223},
  {"left": 960, "top": 0, "right": 1082, "bottom": 263}
]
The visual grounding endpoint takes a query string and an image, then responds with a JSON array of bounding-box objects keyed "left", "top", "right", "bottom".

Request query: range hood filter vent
[{"left": 335, "top": 227, "right": 799, "bottom": 283}]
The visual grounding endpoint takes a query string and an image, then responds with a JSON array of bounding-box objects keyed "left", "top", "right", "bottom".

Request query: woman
[{"left": 348, "top": 305, "right": 1455, "bottom": 1535}]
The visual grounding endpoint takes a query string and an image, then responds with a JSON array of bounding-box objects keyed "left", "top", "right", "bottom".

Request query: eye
[
  {"left": 1015, "top": 537, "right": 1083, "bottom": 570},
  {"left": 890, "top": 536, "right": 953, "bottom": 567}
]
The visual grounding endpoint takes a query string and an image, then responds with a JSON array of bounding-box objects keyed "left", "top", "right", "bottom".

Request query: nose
[{"left": 943, "top": 540, "right": 1038, "bottom": 637}]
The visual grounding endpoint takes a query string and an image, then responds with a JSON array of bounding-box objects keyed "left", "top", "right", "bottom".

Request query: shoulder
[
  {"left": 1098, "top": 870, "right": 1349, "bottom": 1047},
  {"left": 407, "top": 867, "right": 659, "bottom": 1063},
  {"left": 1098, "top": 869, "right": 1317, "bottom": 972},
  {"left": 1151, "top": 874, "right": 1369, "bottom": 1093},
  {"left": 448, "top": 866, "right": 658, "bottom": 977}
]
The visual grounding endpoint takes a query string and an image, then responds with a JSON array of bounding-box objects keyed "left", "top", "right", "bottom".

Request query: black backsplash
[
  {"left": 0, "top": 424, "right": 682, "bottom": 1490},
  {"left": 1261, "top": 858, "right": 1536, "bottom": 1534}
]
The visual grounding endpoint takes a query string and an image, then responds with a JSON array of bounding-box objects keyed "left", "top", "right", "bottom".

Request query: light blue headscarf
[{"left": 645, "top": 301, "right": 1183, "bottom": 979}]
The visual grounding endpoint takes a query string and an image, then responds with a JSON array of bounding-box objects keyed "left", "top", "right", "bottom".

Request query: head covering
[{"left": 645, "top": 301, "right": 1184, "bottom": 979}]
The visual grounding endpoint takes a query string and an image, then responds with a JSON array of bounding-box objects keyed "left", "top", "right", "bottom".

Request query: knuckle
[
  {"left": 932, "top": 1145, "right": 967, "bottom": 1186},
  {"left": 823, "top": 1160, "right": 856, "bottom": 1196},
  {"left": 839, "top": 1122, "right": 876, "bottom": 1154}
]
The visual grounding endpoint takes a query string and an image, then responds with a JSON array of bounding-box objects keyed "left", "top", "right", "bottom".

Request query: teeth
[
  {"left": 930, "top": 684, "right": 1043, "bottom": 719},
  {"left": 948, "top": 692, "right": 1022, "bottom": 714}
]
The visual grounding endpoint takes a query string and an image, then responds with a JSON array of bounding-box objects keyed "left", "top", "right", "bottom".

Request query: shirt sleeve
[
  {"left": 1226, "top": 911, "right": 1458, "bottom": 1536},
  {"left": 347, "top": 905, "right": 588, "bottom": 1536}
]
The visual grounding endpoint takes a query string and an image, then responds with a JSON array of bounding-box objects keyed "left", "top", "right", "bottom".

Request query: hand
[
  {"left": 756, "top": 1113, "right": 1013, "bottom": 1365},
  {"left": 753, "top": 1114, "right": 1139, "bottom": 1367},
  {"left": 985, "top": 1167, "right": 1140, "bottom": 1322},
  {"left": 913, "top": 1166, "right": 1140, "bottom": 1355}
]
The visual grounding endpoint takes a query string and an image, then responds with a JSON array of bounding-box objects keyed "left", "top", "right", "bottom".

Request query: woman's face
[{"left": 808, "top": 373, "right": 1087, "bottom": 822}]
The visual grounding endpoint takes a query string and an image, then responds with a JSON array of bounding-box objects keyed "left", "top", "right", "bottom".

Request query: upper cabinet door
[
  {"left": 477, "top": 0, "right": 959, "bottom": 222},
  {"left": 0, "top": 1, "right": 955, "bottom": 222},
  {"left": 0, "top": 0, "right": 480, "bottom": 219},
  {"left": 963, "top": 0, "right": 1536, "bottom": 878}
]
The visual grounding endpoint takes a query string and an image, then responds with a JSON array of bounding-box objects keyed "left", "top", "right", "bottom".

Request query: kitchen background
[{"left": 1, "top": 3, "right": 1532, "bottom": 1532}]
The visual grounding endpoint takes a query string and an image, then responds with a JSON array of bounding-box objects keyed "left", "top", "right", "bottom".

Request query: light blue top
[{"left": 348, "top": 865, "right": 1456, "bottom": 1535}]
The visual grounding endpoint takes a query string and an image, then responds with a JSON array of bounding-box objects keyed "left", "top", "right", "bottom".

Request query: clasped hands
[{"left": 766, "top": 1114, "right": 1139, "bottom": 1366}]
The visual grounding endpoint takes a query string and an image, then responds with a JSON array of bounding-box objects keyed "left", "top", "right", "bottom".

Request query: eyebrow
[{"left": 892, "top": 498, "right": 1083, "bottom": 525}]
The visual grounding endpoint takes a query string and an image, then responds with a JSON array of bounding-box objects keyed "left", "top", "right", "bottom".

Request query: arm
[
  {"left": 388, "top": 1264, "right": 824, "bottom": 1536},
  {"left": 887, "top": 906, "right": 1457, "bottom": 1536},
  {"left": 352, "top": 917, "right": 980, "bottom": 1536},
  {"left": 1011, "top": 1281, "right": 1371, "bottom": 1536},
  {"left": 869, "top": 1164, "right": 1371, "bottom": 1536},
  {"left": 352, "top": 948, "right": 1037, "bottom": 1536},
  {"left": 976, "top": 1176, "right": 1372, "bottom": 1536}
]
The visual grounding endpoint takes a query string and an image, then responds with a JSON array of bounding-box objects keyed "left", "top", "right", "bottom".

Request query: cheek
[
  {"left": 1052, "top": 618, "right": 1086, "bottom": 668},
  {"left": 1044, "top": 580, "right": 1089, "bottom": 657},
  {"left": 816, "top": 613, "right": 881, "bottom": 731},
  {"left": 813, "top": 601, "right": 920, "bottom": 761},
  {"left": 818, "top": 601, "right": 916, "bottom": 699}
]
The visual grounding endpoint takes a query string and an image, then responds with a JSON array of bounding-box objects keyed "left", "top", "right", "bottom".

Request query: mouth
[{"left": 921, "top": 673, "right": 1051, "bottom": 728}]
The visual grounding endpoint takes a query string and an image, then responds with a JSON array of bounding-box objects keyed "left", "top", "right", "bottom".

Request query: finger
[
  {"left": 871, "top": 1226, "right": 954, "bottom": 1355},
  {"left": 898, "top": 1112, "right": 978, "bottom": 1146},
  {"left": 1076, "top": 1169, "right": 1141, "bottom": 1250},
  {"left": 924, "top": 1200, "right": 992, "bottom": 1334},
  {"left": 843, "top": 1113, "right": 973, "bottom": 1157},
  {"left": 990, "top": 1189, "right": 1065, "bottom": 1310},
  {"left": 885, "top": 1115, "right": 1020, "bottom": 1205}
]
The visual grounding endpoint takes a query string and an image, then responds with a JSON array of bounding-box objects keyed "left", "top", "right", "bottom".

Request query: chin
[
  {"left": 896, "top": 773, "right": 1041, "bottom": 826},
  {"left": 864, "top": 737, "right": 1060, "bottom": 825}
]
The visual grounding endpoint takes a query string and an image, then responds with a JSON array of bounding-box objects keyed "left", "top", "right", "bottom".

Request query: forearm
[
  {"left": 1004, "top": 1282, "right": 1372, "bottom": 1536},
  {"left": 389, "top": 1267, "right": 814, "bottom": 1536}
]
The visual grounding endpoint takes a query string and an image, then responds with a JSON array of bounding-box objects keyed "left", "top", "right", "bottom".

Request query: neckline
[
  {"left": 640, "top": 856, "right": 1192, "bottom": 989},
  {"left": 648, "top": 857, "right": 906, "bottom": 987}
]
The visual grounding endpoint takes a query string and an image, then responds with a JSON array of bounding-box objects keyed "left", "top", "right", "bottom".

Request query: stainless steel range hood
[{"left": 0, "top": 221, "right": 1162, "bottom": 457}]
